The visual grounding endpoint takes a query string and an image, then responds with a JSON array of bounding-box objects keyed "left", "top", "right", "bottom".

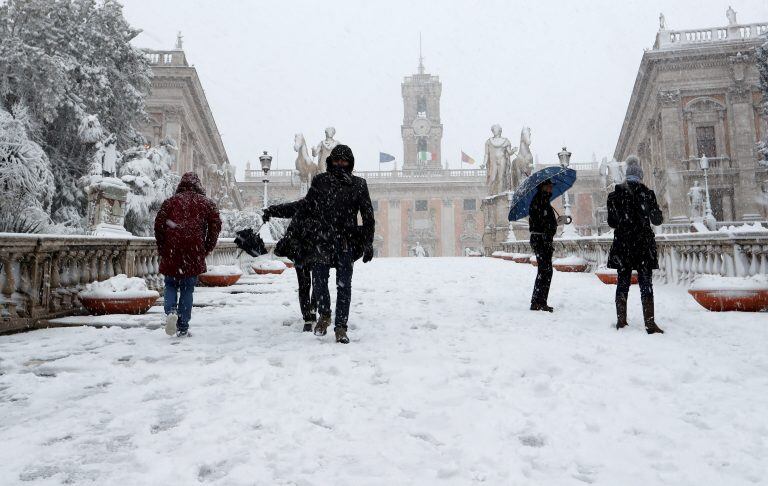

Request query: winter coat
[
  {"left": 290, "top": 166, "right": 375, "bottom": 267},
  {"left": 268, "top": 199, "right": 314, "bottom": 267},
  {"left": 528, "top": 189, "right": 557, "bottom": 239},
  {"left": 154, "top": 172, "right": 222, "bottom": 278},
  {"left": 607, "top": 180, "right": 663, "bottom": 272}
]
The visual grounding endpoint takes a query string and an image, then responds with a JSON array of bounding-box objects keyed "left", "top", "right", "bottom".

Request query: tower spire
[{"left": 418, "top": 32, "right": 425, "bottom": 75}]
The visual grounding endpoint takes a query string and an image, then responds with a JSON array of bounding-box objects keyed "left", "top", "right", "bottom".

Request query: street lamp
[
  {"left": 699, "top": 154, "right": 717, "bottom": 229},
  {"left": 558, "top": 146, "right": 577, "bottom": 238},
  {"left": 259, "top": 150, "right": 273, "bottom": 208}
]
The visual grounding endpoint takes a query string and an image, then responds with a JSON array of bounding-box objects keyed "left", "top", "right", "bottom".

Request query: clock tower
[{"left": 401, "top": 46, "right": 443, "bottom": 170}]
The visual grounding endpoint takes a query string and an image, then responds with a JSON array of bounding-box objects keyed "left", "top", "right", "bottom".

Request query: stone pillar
[
  {"left": 440, "top": 198, "right": 455, "bottom": 256},
  {"left": 387, "top": 200, "right": 401, "bottom": 257},
  {"left": 728, "top": 86, "right": 762, "bottom": 221},
  {"left": 658, "top": 89, "right": 690, "bottom": 223},
  {"left": 85, "top": 178, "right": 131, "bottom": 237}
]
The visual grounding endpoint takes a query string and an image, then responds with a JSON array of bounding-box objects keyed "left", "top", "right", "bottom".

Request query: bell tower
[{"left": 401, "top": 37, "right": 443, "bottom": 170}]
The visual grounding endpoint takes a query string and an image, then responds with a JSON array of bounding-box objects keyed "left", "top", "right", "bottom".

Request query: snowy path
[{"left": 1, "top": 258, "right": 767, "bottom": 485}]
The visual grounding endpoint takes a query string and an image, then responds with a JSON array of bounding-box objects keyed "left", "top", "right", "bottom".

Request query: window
[
  {"left": 463, "top": 199, "right": 476, "bottom": 211},
  {"left": 372, "top": 200, "right": 379, "bottom": 211},
  {"left": 163, "top": 53, "right": 173, "bottom": 64},
  {"left": 416, "top": 95, "right": 427, "bottom": 117},
  {"left": 415, "top": 200, "right": 428, "bottom": 211},
  {"left": 695, "top": 126, "right": 717, "bottom": 158}
]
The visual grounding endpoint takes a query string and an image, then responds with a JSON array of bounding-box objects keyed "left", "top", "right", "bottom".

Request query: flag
[
  {"left": 418, "top": 151, "right": 433, "bottom": 162},
  {"left": 379, "top": 152, "right": 395, "bottom": 163},
  {"left": 461, "top": 151, "right": 476, "bottom": 165}
]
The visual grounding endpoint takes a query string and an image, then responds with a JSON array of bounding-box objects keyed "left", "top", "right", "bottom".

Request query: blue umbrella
[{"left": 508, "top": 166, "right": 577, "bottom": 221}]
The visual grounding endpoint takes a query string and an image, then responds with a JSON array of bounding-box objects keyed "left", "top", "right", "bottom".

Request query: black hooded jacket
[{"left": 607, "top": 180, "right": 663, "bottom": 271}]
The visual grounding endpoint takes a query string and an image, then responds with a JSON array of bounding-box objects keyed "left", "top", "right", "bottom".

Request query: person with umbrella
[
  {"left": 508, "top": 165, "right": 577, "bottom": 313},
  {"left": 607, "top": 156, "right": 664, "bottom": 334}
]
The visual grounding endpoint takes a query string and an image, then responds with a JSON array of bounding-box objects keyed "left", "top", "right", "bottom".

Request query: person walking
[
  {"left": 154, "top": 172, "right": 222, "bottom": 337},
  {"left": 528, "top": 180, "right": 559, "bottom": 312},
  {"left": 293, "top": 144, "right": 375, "bottom": 343},
  {"left": 263, "top": 201, "right": 317, "bottom": 332},
  {"left": 607, "top": 156, "right": 664, "bottom": 334}
]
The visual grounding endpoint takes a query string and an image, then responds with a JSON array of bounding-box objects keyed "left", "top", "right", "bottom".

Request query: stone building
[
  {"left": 140, "top": 36, "right": 242, "bottom": 209},
  {"left": 238, "top": 58, "right": 486, "bottom": 257},
  {"left": 614, "top": 11, "right": 768, "bottom": 225}
]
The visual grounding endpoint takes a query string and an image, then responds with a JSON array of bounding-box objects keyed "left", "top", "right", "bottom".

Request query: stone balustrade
[
  {"left": 501, "top": 231, "right": 768, "bottom": 286},
  {"left": 0, "top": 235, "right": 261, "bottom": 333},
  {"left": 655, "top": 22, "right": 768, "bottom": 49}
]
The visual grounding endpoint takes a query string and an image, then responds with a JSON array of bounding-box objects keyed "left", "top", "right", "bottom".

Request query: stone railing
[
  {"left": 243, "top": 169, "right": 297, "bottom": 182},
  {"left": 501, "top": 231, "right": 768, "bottom": 286},
  {"left": 0, "top": 235, "right": 261, "bottom": 334},
  {"left": 655, "top": 22, "right": 768, "bottom": 49}
]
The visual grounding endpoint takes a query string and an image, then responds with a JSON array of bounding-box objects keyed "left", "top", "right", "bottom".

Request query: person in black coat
[
  {"left": 607, "top": 156, "right": 664, "bottom": 334},
  {"left": 263, "top": 200, "right": 317, "bottom": 332},
  {"left": 287, "top": 144, "right": 375, "bottom": 343},
  {"left": 528, "top": 180, "right": 563, "bottom": 312}
]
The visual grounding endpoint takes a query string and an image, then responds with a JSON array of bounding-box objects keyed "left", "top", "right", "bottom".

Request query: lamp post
[
  {"left": 558, "top": 146, "right": 578, "bottom": 238},
  {"left": 699, "top": 154, "right": 717, "bottom": 229},
  {"left": 259, "top": 150, "right": 273, "bottom": 208}
]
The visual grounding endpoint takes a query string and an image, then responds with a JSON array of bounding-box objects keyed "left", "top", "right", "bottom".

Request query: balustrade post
[{"left": 1, "top": 253, "right": 18, "bottom": 318}]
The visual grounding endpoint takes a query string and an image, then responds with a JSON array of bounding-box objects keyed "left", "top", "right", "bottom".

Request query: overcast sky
[{"left": 122, "top": 0, "right": 768, "bottom": 177}]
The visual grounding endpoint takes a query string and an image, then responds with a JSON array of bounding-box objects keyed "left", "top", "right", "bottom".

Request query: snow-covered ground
[{"left": 1, "top": 258, "right": 766, "bottom": 485}]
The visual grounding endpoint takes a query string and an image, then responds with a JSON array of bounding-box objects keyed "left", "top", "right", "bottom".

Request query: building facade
[
  {"left": 141, "top": 38, "right": 242, "bottom": 209},
  {"left": 614, "top": 12, "right": 768, "bottom": 225},
  {"left": 401, "top": 56, "right": 444, "bottom": 170}
]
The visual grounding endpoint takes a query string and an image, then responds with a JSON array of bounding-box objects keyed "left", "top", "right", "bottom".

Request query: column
[
  {"left": 440, "top": 198, "right": 455, "bottom": 256},
  {"left": 728, "top": 86, "right": 762, "bottom": 220},
  {"left": 658, "top": 89, "right": 690, "bottom": 223},
  {"left": 387, "top": 199, "right": 401, "bottom": 257}
]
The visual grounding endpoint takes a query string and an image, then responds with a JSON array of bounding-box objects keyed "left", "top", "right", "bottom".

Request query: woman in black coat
[
  {"left": 607, "top": 156, "right": 664, "bottom": 334},
  {"left": 528, "top": 180, "right": 559, "bottom": 312}
]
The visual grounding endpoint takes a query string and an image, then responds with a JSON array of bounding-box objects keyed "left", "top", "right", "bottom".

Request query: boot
[
  {"left": 314, "top": 315, "right": 331, "bottom": 336},
  {"left": 334, "top": 327, "right": 349, "bottom": 344},
  {"left": 642, "top": 296, "right": 664, "bottom": 334},
  {"left": 615, "top": 295, "right": 628, "bottom": 330},
  {"left": 530, "top": 302, "right": 554, "bottom": 312},
  {"left": 303, "top": 314, "right": 316, "bottom": 333}
]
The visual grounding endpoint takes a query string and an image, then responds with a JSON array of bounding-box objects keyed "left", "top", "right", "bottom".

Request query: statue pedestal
[{"left": 85, "top": 177, "right": 131, "bottom": 237}]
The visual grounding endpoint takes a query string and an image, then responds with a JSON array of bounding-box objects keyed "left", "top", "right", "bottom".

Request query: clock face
[{"left": 412, "top": 118, "right": 431, "bottom": 136}]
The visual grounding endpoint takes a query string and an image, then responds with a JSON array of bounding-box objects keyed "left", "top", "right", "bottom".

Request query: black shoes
[
  {"left": 335, "top": 328, "right": 349, "bottom": 344},
  {"left": 314, "top": 315, "right": 331, "bottom": 336},
  {"left": 530, "top": 302, "right": 554, "bottom": 312},
  {"left": 303, "top": 322, "right": 314, "bottom": 332}
]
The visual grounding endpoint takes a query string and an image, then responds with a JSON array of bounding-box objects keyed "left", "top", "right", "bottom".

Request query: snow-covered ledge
[
  {"left": 501, "top": 227, "right": 768, "bottom": 286},
  {"left": 0, "top": 234, "right": 266, "bottom": 333}
]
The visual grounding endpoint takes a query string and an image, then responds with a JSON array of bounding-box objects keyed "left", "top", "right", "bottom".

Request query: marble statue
[
  {"left": 413, "top": 241, "right": 427, "bottom": 258},
  {"left": 659, "top": 13, "right": 666, "bottom": 30},
  {"left": 688, "top": 181, "right": 705, "bottom": 220},
  {"left": 484, "top": 124, "right": 517, "bottom": 195},
  {"left": 726, "top": 6, "right": 737, "bottom": 26},
  {"left": 294, "top": 133, "right": 319, "bottom": 184},
  {"left": 312, "top": 127, "right": 339, "bottom": 174},
  {"left": 509, "top": 126, "right": 533, "bottom": 191}
]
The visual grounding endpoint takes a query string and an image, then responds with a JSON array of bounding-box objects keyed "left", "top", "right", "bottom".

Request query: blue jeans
[
  {"left": 164, "top": 276, "right": 197, "bottom": 332},
  {"left": 313, "top": 253, "right": 354, "bottom": 329}
]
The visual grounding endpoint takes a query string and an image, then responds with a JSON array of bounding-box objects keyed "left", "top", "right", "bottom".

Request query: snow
[
  {"left": 253, "top": 259, "right": 287, "bottom": 271},
  {"left": 718, "top": 222, "right": 768, "bottom": 234},
  {"left": 201, "top": 265, "right": 243, "bottom": 277},
  {"left": 690, "top": 274, "right": 768, "bottom": 291},
  {"left": 1, "top": 258, "right": 767, "bottom": 484},
  {"left": 78, "top": 274, "right": 159, "bottom": 299},
  {"left": 595, "top": 267, "right": 637, "bottom": 276},
  {"left": 553, "top": 255, "right": 588, "bottom": 266}
]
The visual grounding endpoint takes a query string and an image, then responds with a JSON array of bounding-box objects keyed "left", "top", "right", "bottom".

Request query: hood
[
  {"left": 176, "top": 172, "right": 205, "bottom": 195},
  {"left": 326, "top": 144, "right": 355, "bottom": 173}
]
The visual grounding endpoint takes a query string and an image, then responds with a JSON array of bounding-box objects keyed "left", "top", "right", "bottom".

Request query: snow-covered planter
[
  {"left": 553, "top": 256, "right": 588, "bottom": 272},
  {"left": 530, "top": 255, "right": 538, "bottom": 267},
  {"left": 198, "top": 265, "right": 243, "bottom": 287},
  {"left": 688, "top": 275, "right": 768, "bottom": 312},
  {"left": 595, "top": 268, "right": 638, "bottom": 285},
  {"left": 78, "top": 274, "right": 159, "bottom": 315},
  {"left": 491, "top": 251, "right": 506, "bottom": 259},
  {"left": 512, "top": 253, "right": 531, "bottom": 263},
  {"left": 253, "top": 260, "right": 287, "bottom": 275},
  {"left": 275, "top": 256, "right": 295, "bottom": 268}
]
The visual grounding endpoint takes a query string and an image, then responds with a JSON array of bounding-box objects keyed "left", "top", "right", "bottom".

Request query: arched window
[
  {"left": 417, "top": 138, "right": 427, "bottom": 153},
  {"left": 416, "top": 96, "right": 427, "bottom": 117}
]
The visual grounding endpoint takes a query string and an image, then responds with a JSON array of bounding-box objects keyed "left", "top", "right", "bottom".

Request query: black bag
[{"left": 234, "top": 227, "right": 268, "bottom": 257}]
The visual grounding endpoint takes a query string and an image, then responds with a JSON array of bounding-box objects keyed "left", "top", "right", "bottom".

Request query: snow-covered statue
[
  {"left": 688, "top": 181, "right": 705, "bottom": 220},
  {"left": 510, "top": 126, "right": 533, "bottom": 191},
  {"left": 484, "top": 124, "right": 517, "bottom": 195},
  {"left": 726, "top": 6, "right": 737, "bottom": 25},
  {"left": 294, "top": 133, "right": 320, "bottom": 185},
  {"left": 413, "top": 241, "right": 427, "bottom": 258},
  {"left": 607, "top": 159, "right": 626, "bottom": 186},
  {"left": 659, "top": 13, "right": 666, "bottom": 30},
  {"left": 312, "top": 127, "right": 339, "bottom": 174}
]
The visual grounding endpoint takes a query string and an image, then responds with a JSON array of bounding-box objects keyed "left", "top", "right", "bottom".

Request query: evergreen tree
[{"left": 757, "top": 35, "right": 768, "bottom": 163}]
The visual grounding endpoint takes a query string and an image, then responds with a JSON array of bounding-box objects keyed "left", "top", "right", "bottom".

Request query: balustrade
[{"left": 0, "top": 235, "right": 262, "bottom": 333}]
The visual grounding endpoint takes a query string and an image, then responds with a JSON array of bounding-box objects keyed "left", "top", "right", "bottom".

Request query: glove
[
  {"left": 362, "top": 245, "right": 374, "bottom": 263},
  {"left": 262, "top": 209, "right": 271, "bottom": 222},
  {"left": 556, "top": 215, "right": 572, "bottom": 226}
]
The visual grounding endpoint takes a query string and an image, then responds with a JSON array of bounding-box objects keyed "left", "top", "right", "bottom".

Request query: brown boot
[
  {"left": 642, "top": 296, "right": 664, "bottom": 334},
  {"left": 616, "top": 294, "right": 628, "bottom": 329},
  {"left": 334, "top": 327, "right": 349, "bottom": 344},
  {"left": 314, "top": 315, "right": 331, "bottom": 336}
]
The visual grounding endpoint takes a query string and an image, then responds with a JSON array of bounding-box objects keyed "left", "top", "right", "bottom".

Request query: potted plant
[
  {"left": 553, "top": 255, "right": 588, "bottom": 272},
  {"left": 688, "top": 275, "right": 768, "bottom": 312},
  {"left": 198, "top": 265, "right": 243, "bottom": 287},
  {"left": 78, "top": 274, "right": 159, "bottom": 315}
]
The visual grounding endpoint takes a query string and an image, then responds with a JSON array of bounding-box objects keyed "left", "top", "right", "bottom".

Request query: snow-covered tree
[
  {"left": 0, "top": 0, "right": 152, "bottom": 225},
  {"left": 0, "top": 106, "right": 55, "bottom": 232},
  {"left": 119, "top": 137, "right": 179, "bottom": 236},
  {"left": 757, "top": 35, "right": 768, "bottom": 165}
]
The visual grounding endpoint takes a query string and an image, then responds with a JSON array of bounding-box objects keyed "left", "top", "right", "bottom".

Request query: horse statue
[
  {"left": 508, "top": 126, "right": 533, "bottom": 191},
  {"left": 294, "top": 133, "right": 319, "bottom": 185}
]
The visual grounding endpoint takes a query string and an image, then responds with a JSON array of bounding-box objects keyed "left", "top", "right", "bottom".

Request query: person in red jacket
[{"left": 154, "top": 172, "right": 222, "bottom": 337}]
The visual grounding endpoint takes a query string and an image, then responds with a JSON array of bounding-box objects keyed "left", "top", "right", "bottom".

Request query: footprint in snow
[
  {"left": 518, "top": 433, "right": 546, "bottom": 447},
  {"left": 308, "top": 417, "right": 334, "bottom": 430}
]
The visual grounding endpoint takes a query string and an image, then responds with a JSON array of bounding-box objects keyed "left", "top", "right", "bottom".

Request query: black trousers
[
  {"left": 616, "top": 268, "right": 653, "bottom": 302},
  {"left": 530, "top": 233, "right": 554, "bottom": 305},
  {"left": 295, "top": 264, "right": 316, "bottom": 321},
  {"left": 313, "top": 252, "right": 354, "bottom": 330}
]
